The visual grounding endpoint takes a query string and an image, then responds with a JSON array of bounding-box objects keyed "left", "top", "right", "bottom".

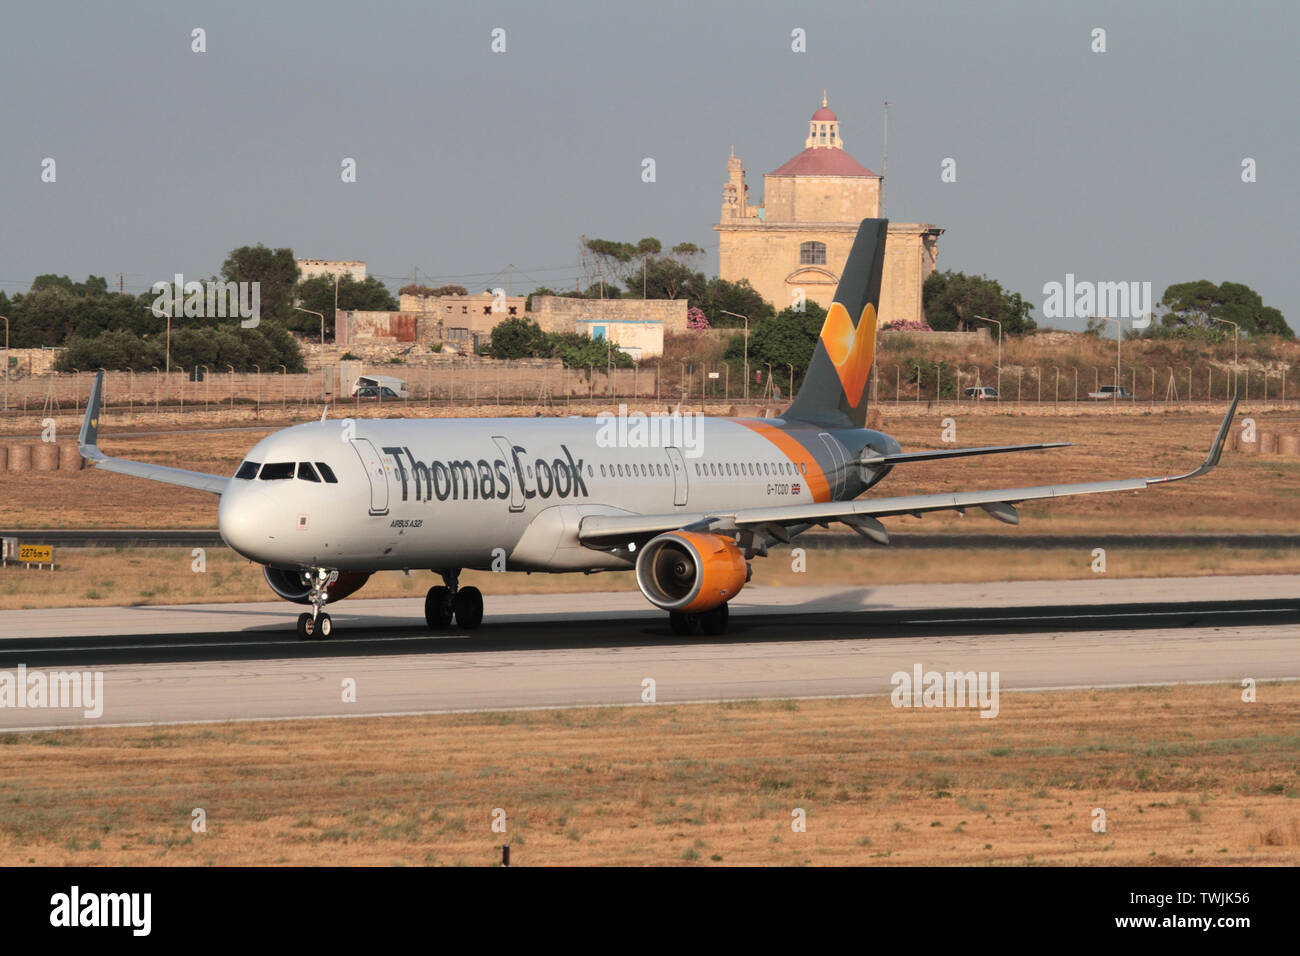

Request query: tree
[
  {"left": 923, "top": 271, "right": 1036, "bottom": 335},
  {"left": 1159, "top": 279, "right": 1292, "bottom": 338},
  {"left": 295, "top": 274, "right": 397, "bottom": 337},
  {"left": 628, "top": 258, "right": 705, "bottom": 300},
  {"left": 399, "top": 283, "right": 467, "bottom": 297},
  {"left": 700, "top": 277, "right": 775, "bottom": 328},
  {"left": 220, "top": 244, "right": 299, "bottom": 320},
  {"left": 488, "top": 317, "right": 546, "bottom": 359},
  {"left": 734, "top": 302, "right": 828, "bottom": 376}
]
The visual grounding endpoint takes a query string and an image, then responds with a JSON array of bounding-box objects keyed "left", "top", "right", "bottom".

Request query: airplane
[{"left": 76, "top": 219, "right": 1238, "bottom": 640}]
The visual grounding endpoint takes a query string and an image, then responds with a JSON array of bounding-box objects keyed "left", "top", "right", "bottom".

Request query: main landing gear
[
  {"left": 296, "top": 568, "right": 337, "bottom": 641},
  {"left": 425, "top": 568, "right": 483, "bottom": 630},
  {"left": 669, "top": 603, "right": 729, "bottom": 636}
]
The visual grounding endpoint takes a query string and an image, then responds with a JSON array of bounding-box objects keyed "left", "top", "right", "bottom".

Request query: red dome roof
[
  {"left": 811, "top": 106, "right": 837, "bottom": 121},
  {"left": 770, "top": 147, "right": 877, "bottom": 178}
]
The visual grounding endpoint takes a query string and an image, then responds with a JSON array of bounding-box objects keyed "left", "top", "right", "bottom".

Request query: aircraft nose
[{"left": 218, "top": 485, "right": 280, "bottom": 562}]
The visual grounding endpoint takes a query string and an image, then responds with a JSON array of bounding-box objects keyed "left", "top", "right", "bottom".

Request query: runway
[{"left": 0, "top": 575, "right": 1297, "bottom": 731}]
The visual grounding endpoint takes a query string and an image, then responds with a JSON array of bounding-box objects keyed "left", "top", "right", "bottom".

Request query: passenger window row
[{"left": 693, "top": 460, "right": 805, "bottom": 478}]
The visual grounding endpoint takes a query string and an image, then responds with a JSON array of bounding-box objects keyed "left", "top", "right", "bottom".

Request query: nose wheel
[
  {"left": 297, "top": 611, "right": 332, "bottom": 640},
  {"left": 296, "top": 567, "right": 337, "bottom": 641},
  {"left": 426, "top": 569, "right": 484, "bottom": 630}
]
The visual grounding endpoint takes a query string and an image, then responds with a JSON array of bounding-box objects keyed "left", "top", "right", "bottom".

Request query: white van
[{"left": 351, "top": 374, "right": 409, "bottom": 399}]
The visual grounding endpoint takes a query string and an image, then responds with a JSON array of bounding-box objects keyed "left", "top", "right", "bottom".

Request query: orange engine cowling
[
  {"left": 263, "top": 567, "right": 371, "bottom": 605},
  {"left": 635, "top": 531, "right": 748, "bottom": 613}
]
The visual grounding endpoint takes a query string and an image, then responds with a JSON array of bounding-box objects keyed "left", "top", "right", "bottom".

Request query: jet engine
[
  {"left": 634, "top": 531, "right": 748, "bottom": 613},
  {"left": 263, "top": 566, "right": 371, "bottom": 605}
]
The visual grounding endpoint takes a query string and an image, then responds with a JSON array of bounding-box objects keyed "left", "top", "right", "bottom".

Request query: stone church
[{"left": 714, "top": 96, "right": 942, "bottom": 326}]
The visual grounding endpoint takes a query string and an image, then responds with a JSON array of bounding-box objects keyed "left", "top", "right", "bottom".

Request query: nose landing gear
[
  {"left": 296, "top": 568, "right": 337, "bottom": 641},
  {"left": 425, "top": 568, "right": 483, "bottom": 630}
]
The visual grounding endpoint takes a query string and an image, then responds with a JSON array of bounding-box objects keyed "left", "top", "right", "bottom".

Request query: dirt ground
[{"left": 1, "top": 683, "right": 1295, "bottom": 866}]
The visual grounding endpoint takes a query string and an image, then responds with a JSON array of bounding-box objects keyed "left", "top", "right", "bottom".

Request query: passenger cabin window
[
  {"left": 259, "top": 462, "right": 295, "bottom": 480},
  {"left": 235, "top": 460, "right": 260, "bottom": 480},
  {"left": 315, "top": 462, "right": 339, "bottom": 483},
  {"left": 297, "top": 462, "right": 321, "bottom": 482}
]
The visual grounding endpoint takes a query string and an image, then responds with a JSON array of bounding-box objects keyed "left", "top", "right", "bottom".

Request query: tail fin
[{"left": 784, "top": 218, "right": 887, "bottom": 428}]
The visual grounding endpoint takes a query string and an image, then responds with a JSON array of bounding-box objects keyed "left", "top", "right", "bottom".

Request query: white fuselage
[{"left": 217, "top": 415, "right": 892, "bottom": 575}]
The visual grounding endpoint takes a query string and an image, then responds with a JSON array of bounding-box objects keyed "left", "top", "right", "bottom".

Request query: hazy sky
[{"left": 1, "top": 0, "right": 1295, "bottom": 330}]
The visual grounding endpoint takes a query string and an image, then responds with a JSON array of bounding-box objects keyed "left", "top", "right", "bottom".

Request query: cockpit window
[
  {"left": 315, "top": 462, "right": 338, "bottom": 483},
  {"left": 297, "top": 462, "right": 321, "bottom": 482},
  {"left": 259, "top": 462, "right": 295, "bottom": 480},
  {"left": 235, "top": 460, "right": 260, "bottom": 480}
]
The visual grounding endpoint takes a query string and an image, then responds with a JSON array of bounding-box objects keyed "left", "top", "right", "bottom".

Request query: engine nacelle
[
  {"left": 263, "top": 566, "right": 371, "bottom": 605},
  {"left": 635, "top": 531, "right": 748, "bottom": 613}
]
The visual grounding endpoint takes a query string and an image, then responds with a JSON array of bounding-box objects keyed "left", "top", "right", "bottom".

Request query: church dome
[{"left": 811, "top": 105, "right": 837, "bottom": 121}]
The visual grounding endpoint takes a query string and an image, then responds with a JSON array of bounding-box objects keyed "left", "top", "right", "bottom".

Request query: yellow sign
[{"left": 18, "top": 545, "right": 53, "bottom": 562}]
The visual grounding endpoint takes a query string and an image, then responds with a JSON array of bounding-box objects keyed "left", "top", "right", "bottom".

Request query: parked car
[
  {"left": 1088, "top": 384, "right": 1133, "bottom": 400},
  {"left": 354, "top": 385, "right": 400, "bottom": 400},
  {"left": 963, "top": 386, "right": 998, "bottom": 400}
]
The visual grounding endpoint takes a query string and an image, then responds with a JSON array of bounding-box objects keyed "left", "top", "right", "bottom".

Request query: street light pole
[
  {"left": 972, "top": 315, "right": 1002, "bottom": 399},
  {"left": 720, "top": 310, "right": 750, "bottom": 402},
  {"left": 1213, "top": 318, "right": 1240, "bottom": 392},
  {"left": 1100, "top": 316, "right": 1122, "bottom": 397},
  {"left": 0, "top": 314, "right": 9, "bottom": 413},
  {"left": 295, "top": 307, "right": 325, "bottom": 347}
]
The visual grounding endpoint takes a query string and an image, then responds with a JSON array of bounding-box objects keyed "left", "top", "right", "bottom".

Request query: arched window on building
[{"left": 799, "top": 241, "right": 826, "bottom": 266}]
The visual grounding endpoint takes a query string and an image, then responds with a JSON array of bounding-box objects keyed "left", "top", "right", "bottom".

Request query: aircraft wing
[
  {"left": 862, "top": 442, "right": 1070, "bottom": 465},
  {"left": 579, "top": 396, "right": 1238, "bottom": 549},
  {"left": 77, "top": 371, "right": 230, "bottom": 496}
]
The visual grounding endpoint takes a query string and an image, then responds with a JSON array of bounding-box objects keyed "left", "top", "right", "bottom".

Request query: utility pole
[
  {"left": 721, "top": 310, "right": 750, "bottom": 402},
  {"left": 0, "top": 315, "right": 9, "bottom": 413},
  {"left": 881, "top": 100, "right": 889, "bottom": 216},
  {"left": 973, "top": 314, "right": 1002, "bottom": 399}
]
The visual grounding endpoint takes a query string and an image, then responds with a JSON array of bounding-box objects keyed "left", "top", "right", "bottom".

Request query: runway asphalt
[{"left": 0, "top": 575, "right": 1296, "bottom": 731}]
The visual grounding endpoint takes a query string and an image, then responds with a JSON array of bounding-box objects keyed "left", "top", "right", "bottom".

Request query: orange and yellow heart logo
[{"left": 819, "top": 301, "right": 879, "bottom": 408}]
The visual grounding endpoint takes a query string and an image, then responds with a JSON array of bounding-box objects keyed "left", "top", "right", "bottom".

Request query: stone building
[
  {"left": 296, "top": 259, "right": 367, "bottom": 284},
  {"left": 714, "top": 96, "right": 942, "bottom": 325},
  {"left": 338, "top": 293, "right": 683, "bottom": 358}
]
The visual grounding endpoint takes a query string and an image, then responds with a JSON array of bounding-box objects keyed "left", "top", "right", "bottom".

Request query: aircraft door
[
  {"left": 492, "top": 435, "right": 525, "bottom": 512},
  {"left": 665, "top": 446, "right": 689, "bottom": 507},
  {"left": 818, "top": 432, "right": 848, "bottom": 499},
  {"left": 350, "top": 438, "right": 390, "bottom": 516}
]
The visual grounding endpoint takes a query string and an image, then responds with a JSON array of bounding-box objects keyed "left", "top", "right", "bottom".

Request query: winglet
[
  {"left": 1146, "top": 393, "right": 1239, "bottom": 485},
  {"left": 78, "top": 371, "right": 106, "bottom": 460}
]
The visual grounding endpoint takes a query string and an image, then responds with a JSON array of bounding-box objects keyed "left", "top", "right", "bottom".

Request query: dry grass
[
  {"left": 0, "top": 683, "right": 1296, "bottom": 865},
  {"left": 1, "top": 545, "right": 1297, "bottom": 610}
]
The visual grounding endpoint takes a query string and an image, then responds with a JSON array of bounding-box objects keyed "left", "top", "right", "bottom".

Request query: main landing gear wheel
[
  {"left": 297, "top": 611, "right": 331, "bottom": 641},
  {"left": 669, "top": 604, "right": 729, "bottom": 636},
  {"left": 425, "top": 585, "right": 454, "bottom": 628},
  {"left": 669, "top": 611, "right": 700, "bottom": 636},
  {"left": 454, "top": 586, "right": 484, "bottom": 630},
  {"left": 700, "top": 603, "right": 729, "bottom": 636}
]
